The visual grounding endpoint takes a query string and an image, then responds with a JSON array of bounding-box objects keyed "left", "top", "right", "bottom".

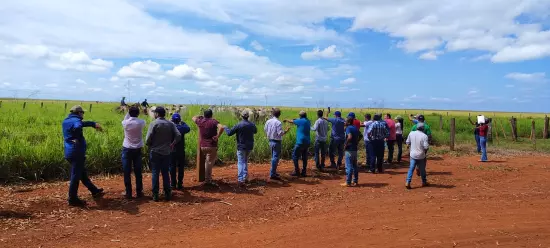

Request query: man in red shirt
[
  {"left": 384, "top": 113, "right": 397, "bottom": 163},
  {"left": 192, "top": 109, "right": 225, "bottom": 186},
  {"left": 478, "top": 118, "right": 489, "bottom": 162}
]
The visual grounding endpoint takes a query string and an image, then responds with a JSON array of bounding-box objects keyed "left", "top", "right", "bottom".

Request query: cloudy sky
[{"left": 1, "top": 0, "right": 549, "bottom": 112}]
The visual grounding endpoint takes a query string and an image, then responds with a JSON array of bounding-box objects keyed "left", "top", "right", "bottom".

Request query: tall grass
[{"left": 0, "top": 100, "right": 548, "bottom": 181}]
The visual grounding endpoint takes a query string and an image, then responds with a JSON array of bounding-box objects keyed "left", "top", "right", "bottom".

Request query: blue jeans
[
  {"left": 371, "top": 139, "right": 385, "bottom": 172},
  {"left": 480, "top": 136, "right": 488, "bottom": 161},
  {"left": 67, "top": 156, "right": 100, "bottom": 201},
  {"left": 365, "top": 140, "right": 375, "bottom": 170},
  {"left": 292, "top": 143, "right": 309, "bottom": 175},
  {"left": 407, "top": 158, "right": 427, "bottom": 183},
  {"left": 237, "top": 150, "right": 251, "bottom": 182},
  {"left": 269, "top": 140, "right": 282, "bottom": 177},
  {"left": 329, "top": 139, "right": 344, "bottom": 167},
  {"left": 475, "top": 134, "right": 481, "bottom": 153},
  {"left": 150, "top": 152, "right": 171, "bottom": 194},
  {"left": 314, "top": 140, "right": 327, "bottom": 169},
  {"left": 345, "top": 151, "right": 358, "bottom": 184},
  {"left": 122, "top": 148, "right": 143, "bottom": 196},
  {"left": 170, "top": 150, "right": 185, "bottom": 187}
]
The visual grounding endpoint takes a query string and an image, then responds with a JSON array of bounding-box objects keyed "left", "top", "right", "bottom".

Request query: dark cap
[
  {"left": 418, "top": 115, "right": 425, "bottom": 121},
  {"left": 154, "top": 106, "right": 166, "bottom": 115}
]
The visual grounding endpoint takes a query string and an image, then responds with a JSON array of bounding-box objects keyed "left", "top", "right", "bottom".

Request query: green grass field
[{"left": 0, "top": 99, "right": 548, "bottom": 181}]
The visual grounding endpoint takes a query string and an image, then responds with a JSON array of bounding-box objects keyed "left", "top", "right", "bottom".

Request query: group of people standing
[{"left": 63, "top": 104, "right": 490, "bottom": 207}]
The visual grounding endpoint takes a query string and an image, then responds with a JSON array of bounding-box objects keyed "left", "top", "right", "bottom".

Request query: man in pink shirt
[{"left": 384, "top": 113, "right": 397, "bottom": 163}]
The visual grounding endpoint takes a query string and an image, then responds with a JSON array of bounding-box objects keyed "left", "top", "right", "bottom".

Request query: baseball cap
[
  {"left": 395, "top": 115, "right": 403, "bottom": 120},
  {"left": 154, "top": 106, "right": 166, "bottom": 115},
  {"left": 241, "top": 110, "right": 250, "bottom": 117},
  {"left": 347, "top": 112, "right": 356, "bottom": 118},
  {"left": 299, "top": 110, "right": 306, "bottom": 115},
  {"left": 171, "top": 113, "right": 181, "bottom": 121},
  {"left": 70, "top": 105, "right": 86, "bottom": 113},
  {"left": 418, "top": 115, "right": 425, "bottom": 121},
  {"left": 334, "top": 111, "right": 341, "bottom": 117}
]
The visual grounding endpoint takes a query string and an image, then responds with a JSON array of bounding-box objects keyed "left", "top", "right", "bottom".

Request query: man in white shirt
[
  {"left": 121, "top": 106, "right": 146, "bottom": 199},
  {"left": 264, "top": 108, "right": 289, "bottom": 180},
  {"left": 405, "top": 123, "right": 429, "bottom": 189}
]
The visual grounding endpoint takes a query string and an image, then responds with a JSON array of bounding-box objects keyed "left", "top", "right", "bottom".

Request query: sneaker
[
  {"left": 270, "top": 175, "right": 282, "bottom": 181},
  {"left": 405, "top": 183, "right": 412, "bottom": 189},
  {"left": 136, "top": 192, "right": 145, "bottom": 198},
  {"left": 152, "top": 193, "right": 160, "bottom": 202},
  {"left": 68, "top": 198, "right": 87, "bottom": 207},
  {"left": 422, "top": 182, "right": 430, "bottom": 187},
  {"left": 300, "top": 172, "right": 307, "bottom": 178},
  {"left": 176, "top": 184, "right": 184, "bottom": 190},
  {"left": 121, "top": 192, "right": 133, "bottom": 200},
  {"left": 164, "top": 191, "right": 172, "bottom": 201},
  {"left": 351, "top": 182, "right": 358, "bottom": 187},
  {"left": 340, "top": 182, "right": 351, "bottom": 187},
  {"left": 92, "top": 188, "right": 105, "bottom": 198},
  {"left": 290, "top": 172, "right": 301, "bottom": 177}
]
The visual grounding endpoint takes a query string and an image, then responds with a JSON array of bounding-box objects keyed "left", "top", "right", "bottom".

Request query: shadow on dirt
[{"left": 0, "top": 210, "right": 33, "bottom": 219}]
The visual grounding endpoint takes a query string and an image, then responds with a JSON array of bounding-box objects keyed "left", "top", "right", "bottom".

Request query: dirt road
[{"left": 1, "top": 154, "right": 550, "bottom": 248}]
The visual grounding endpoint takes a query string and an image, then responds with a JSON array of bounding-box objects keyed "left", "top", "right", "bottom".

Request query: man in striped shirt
[
  {"left": 264, "top": 108, "right": 290, "bottom": 180},
  {"left": 311, "top": 110, "right": 329, "bottom": 171},
  {"left": 367, "top": 114, "right": 389, "bottom": 173}
]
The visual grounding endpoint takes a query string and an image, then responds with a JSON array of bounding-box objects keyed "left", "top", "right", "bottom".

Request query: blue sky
[{"left": 0, "top": 0, "right": 549, "bottom": 112}]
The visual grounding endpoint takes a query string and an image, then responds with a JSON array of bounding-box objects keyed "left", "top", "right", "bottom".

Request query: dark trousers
[
  {"left": 371, "top": 139, "right": 385, "bottom": 172},
  {"left": 314, "top": 140, "right": 327, "bottom": 169},
  {"left": 67, "top": 156, "right": 99, "bottom": 201},
  {"left": 386, "top": 140, "right": 395, "bottom": 163},
  {"left": 396, "top": 134, "right": 403, "bottom": 162},
  {"left": 292, "top": 143, "right": 309, "bottom": 175},
  {"left": 150, "top": 152, "right": 171, "bottom": 194},
  {"left": 122, "top": 148, "right": 143, "bottom": 197},
  {"left": 329, "top": 139, "right": 344, "bottom": 167},
  {"left": 365, "top": 140, "right": 375, "bottom": 170},
  {"left": 170, "top": 150, "right": 186, "bottom": 187}
]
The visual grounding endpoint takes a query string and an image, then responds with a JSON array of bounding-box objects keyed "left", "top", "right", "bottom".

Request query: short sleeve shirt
[
  {"left": 345, "top": 126, "right": 359, "bottom": 151},
  {"left": 195, "top": 117, "right": 219, "bottom": 147},
  {"left": 293, "top": 118, "right": 311, "bottom": 145}
]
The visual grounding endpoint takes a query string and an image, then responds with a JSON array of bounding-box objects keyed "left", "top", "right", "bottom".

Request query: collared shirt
[
  {"left": 363, "top": 120, "right": 374, "bottom": 141},
  {"left": 327, "top": 117, "right": 346, "bottom": 141},
  {"left": 122, "top": 113, "right": 146, "bottom": 149},
  {"left": 367, "top": 120, "right": 389, "bottom": 141},
  {"left": 194, "top": 117, "right": 220, "bottom": 147},
  {"left": 62, "top": 113, "right": 96, "bottom": 158},
  {"left": 264, "top": 117, "right": 284, "bottom": 141},
  {"left": 225, "top": 120, "right": 257, "bottom": 151},
  {"left": 146, "top": 118, "right": 181, "bottom": 156},
  {"left": 293, "top": 117, "right": 311, "bottom": 145},
  {"left": 352, "top": 119, "right": 361, "bottom": 130},
  {"left": 385, "top": 118, "right": 397, "bottom": 141},
  {"left": 311, "top": 118, "right": 329, "bottom": 142},
  {"left": 406, "top": 130, "right": 429, "bottom": 160},
  {"left": 345, "top": 125, "right": 360, "bottom": 151}
]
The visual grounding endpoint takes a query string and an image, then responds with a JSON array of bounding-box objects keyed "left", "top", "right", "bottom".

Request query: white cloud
[
  {"left": 505, "top": 72, "right": 547, "bottom": 82},
  {"left": 87, "top": 87, "right": 102, "bottom": 92},
  {"left": 140, "top": 81, "right": 156, "bottom": 88},
  {"left": 300, "top": 77, "right": 314, "bottom": 83},
  {"left": 226, "top": 30, "right": 248, "bottom": 44},
  {"left": 76, "top": 78, "right": 86, "bottom": 84},
  {"left": 46, "top": 51, "right": 113, "bottom": 72},
  {"left": 117, "top": 60, "right": 162, "bottom": 79},
  {"left": 468, "top": 90, "right": 479, "bottom": 95},
  {"left": 340, "top": 77, "right": 356, "bottom": 84},
  {"left": 110, "top": 76, "right": 119, "bottom": 82},
  {"left": 250, "top": 40, "right": 264, "bottom": 51},
  {"left": 430, "top": 97, "right": 452, "bottom": 102},
  {"left": 301, "top": 45, "right": 343, "bottom": 60},
  {"left": 198, "top": 81, "right": 231, "bottom": 92},
  {"left": 403, "top": 94, "right": 419, "bottom": 101},
  {"left": 471, "top": 54, "right": 492, "bottom": 62},
  {"left": 301, "top": 96, "right": 312, "bottom": 99},
  {"left": 419, "top": 51, "right": 443, "bottom": 60},
  {"left": 7, "top": 44, "right": 50, "bottom": 59},
  {"left": 166, "top": 64, "right": 211, "bottom": 81},
  {"left": 505, "top": 84, "right": 515, "bottom": 88},
  {"left": 45, "top": 83, "right": 58, "bottom": 88},
  {"left": 181, "top": 89, "right": 206, "bottom": 96}
]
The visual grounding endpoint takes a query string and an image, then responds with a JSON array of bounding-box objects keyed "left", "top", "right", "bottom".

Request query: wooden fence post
[
  {"left": 439, "top": 115, "right": 443, "bottom": 131},
  {"left": 23, "top": 102, "right": 26, "bottom": 110},
  {"left": 544, "top": 116, "right": 549, "bottom": 139},
  {"left": 450, "top": 118, "right": 456, "bottom": 151},
  {"left": 89, "top": 104, "right": 93, "bottom": 113},
  {"left": 531, "top": 120, "right": 536, "bottom": 149},
  {"left": 64, "top": 102, "right": 68, "bottom": 111},
  {"left": 0, "top": 101, "right": 2, "bottom": 108},
  {"left": 446, "top": 112, "right": 449, "bottom": 116},
  {"left": 510, "top": 117, "right": 518, "bottom": 141},
  {"left": 41, "top": 102, "right": 44, "bottom": 108},
  {"left": 196, "top": 129, "right": 205, "bottom": 182}
]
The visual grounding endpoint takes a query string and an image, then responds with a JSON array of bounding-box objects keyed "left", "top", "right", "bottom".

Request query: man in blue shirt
[
  {"left": 324, "top": 108, "right": 345, "bottom": 171},
  {"left": 367, "top": 114, "right": 389, "bottom": 173},
  {"left": 225, "top": 110, "right": 257, "bottom": 187},
  {"left": 342, "top": 116, "right": 360, "bottom": 187},
  {"left": 170, "top": 113, "right": 191, "bottom": 190},
  {"left": 62, "top": 105, "right": 104, "bottom": 207},
  {"left": 284, "top": 111, "right": 311, "bottom": 177}
]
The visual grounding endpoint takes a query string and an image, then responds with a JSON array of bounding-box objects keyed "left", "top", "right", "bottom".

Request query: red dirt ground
[{"left": 1, "top": 154, "right": 550, "bottom": 248}]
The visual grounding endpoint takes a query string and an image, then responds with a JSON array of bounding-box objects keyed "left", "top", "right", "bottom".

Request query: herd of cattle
[{"left": 115, "top": 103, "right": 274, "bottom": 124}]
